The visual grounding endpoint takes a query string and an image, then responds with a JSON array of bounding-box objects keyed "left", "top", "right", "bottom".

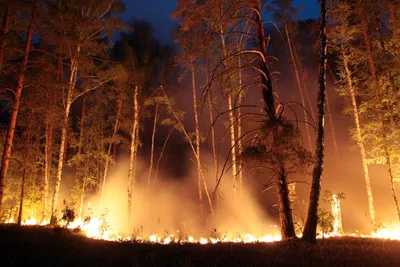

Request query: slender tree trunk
[
  {"left": 17, "top": 110, "right": 34, "bottom": 226},
  {"left": 302, "top": 0, "right": 327, "bottom": 243},
  {"left": 237, "top": 54, "right": 244, "bottom": 197},
  {"left": 0, "top": 6, "right": 10, "bottom": 72},
  {"left": 285, "top": 25, "right": 312, "bottom": 150},
  {"left": 51, "top": 46, "right": 80, "bottom": 219},
  {"left": 190, "top": 63, "right": 203, "bottom": 215},
  {"left": 0, "top": 0, "right": 39, "bottom": 212},
  {"left": 254, "top": 7, "right": 296, "bottom": 239},
  {"left": 100, "top": 97, "right": 122, "bottom": 208},
  {"left": 127, "top": 85, "right": 140, "bottom": 220},
  {"left": 342, "top": 50, "right": 376, "bottom": 225},
  {"left": 219, "top": 30, "right": 238, "bottom": 199},
  {"left": 154, "top": 128, "right": 174, "bottom": 184},
  {"left": 207, "top": 85, "right": 218, "bottom": 193},
  {"left": 147, "top": 105, "right": 159, "bottom": 189},
  {"left": 160, "top": 86, "right": 214, "bottom": 217},
  {"left": 76, "top": 97, "right": 86, "bottom": 218}
]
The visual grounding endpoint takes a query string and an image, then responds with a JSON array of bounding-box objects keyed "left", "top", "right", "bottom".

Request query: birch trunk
[
  {"left": 191, "top": 63, "right": 203, "bottom": 215},
  {"left": 237, "top": 54, "right": 243, "bottom": 196},
  {"left": 154, "top": 128, "right": 174, "bottom": 184},
  {"left": 17, "top": 110, "right": 34, "bottom": 226},
  {"left": 0, "top": 6, "right": 10, "bottom": 72},
  {"left": 77, "top": 97, "right": 86, "bottom": 218},
  {"left": 51, "top": 45, "right": 80, "bottom": 218},
  {"left": 343, "top": 50, "right": 376, "bottom": 225},
  {"left": 147, "top": 105, "right": 159, "bottom": 189},
  {"left": 160, "top": 86, "right": 214, "bottom": 216},
  {"left": 219, "top": 30, "right": 238, "bottom": 199},
  {"left": 100, "top": 98, "right": 122, "bottom": 208},
  {"left": 207, "top": 84, "right": 218, "bottom": 196},
  {"left": 0, "top": 0, "right": 39, "bottom": 212},
  {"left": 127, "top": 85, "right": 140, "bottom": 220}
]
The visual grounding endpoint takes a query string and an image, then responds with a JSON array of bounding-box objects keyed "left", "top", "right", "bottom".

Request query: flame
[{"left": 4, "top": 213, "right": 400, "bottom": 244}]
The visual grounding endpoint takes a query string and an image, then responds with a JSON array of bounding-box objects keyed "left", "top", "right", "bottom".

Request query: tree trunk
[
  {"left": 154, "top": 128, "right": 174, "bottom": 184},
  {"left": 100, "top": 97, "right": 122, "bottom": 208},
  {"left": 285, "top": 25, "right": 313, "bottom": 150},
  {"left": 219, "top": 30, "right": 238, "bottom": 199},
  {"left": 0, "top": 6, "right": 10, "bottom": 72},
  {"left": 147, "top": 105, "right": 159, "bottom": 189},
  {"left": 237, "top": 54, "right": 244, "bottom": 198},
  {"left": 343, "top": 49, "right": 376, "bottom": 225},
  {"left": 17, "top": 110, "right": 34, "bottom": 226},
  {"left": 127, "top": 85, "right": 140, "bottom": 220},
  {"left": 302, "top": 0, "right": 327, "bottom": 243},
  {"left": 191, "top": 63, "right": 203, "bottom": 216},
  {"left": 0, "top": 0, "right": 39, "bottom": 213},
  {"left": 254, "top": 7, "right": 296, "bottom": 239},
  {"left": 51, "top": 45, "right": 80, "bottom": 219},
  {"left": 160, "top": 86, "right": 214, "bottom": 217}
]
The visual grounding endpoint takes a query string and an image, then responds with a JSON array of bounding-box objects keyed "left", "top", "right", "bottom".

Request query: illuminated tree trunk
[
  {"left": 342, "top": 50, "right": 376, "bottom": 226},
  {"left": 51, "top": 45, "right": 80, "bottom": 219},
  {"left": 207, "top": 83, "right": 218, "bottom": 193},
  {"left": 190, "top": 63, "right": 203, "bottom": 215},
  {"left": 302, "top": 0, "right": 327, "bottom": 243},
  {"left": 285, "top": 25, "right": 312, "bottom": 150},
  {"left": 77, "top": 97, "right": 86, "bottom": 219},
  {"left": 128, "top": 85, "right": 140, "bottom": 220},
  {"left": 237, "top": 55, "right": 244, "bottom": 196},
  {"left": 254, "top": 7, "right": 296, "bottom": 239},
  {"left": 0, "top": 6, "right": 10, "bottom": 72},
  {"left": 154, "top": 128, "right": 174, "bottom": 184},
  {"left": 100, "top": 97, "right": 122, "bottom": 208},
  {"left": 0, "top": 0, "right": 39, "bottom": 213},
  {"left": 219, "top": 30, "right": 238, "bottom": 199},
  {"left": 17, "top": 110, "right": 34, "bottom": 226},
  {"left": 160, "top": 86, "right": 214, "bottom": 217},
  {"left": 325, "top": 88, "right": 339, "bottom": 160},
  {"left": 147, "top": 104, "right": 159, "bottom": 189}
]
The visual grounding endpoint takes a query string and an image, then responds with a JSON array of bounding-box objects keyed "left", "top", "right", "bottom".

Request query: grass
[{"left": 1, "top": 225, "right": 400, "bottom": 267}]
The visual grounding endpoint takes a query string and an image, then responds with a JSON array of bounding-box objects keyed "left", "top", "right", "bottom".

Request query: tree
[
  {"left": 0, "top": 0, "right": 39, "bottom": 213},
  {"left": 302, "top": 0, "right": 328, "bottom": 243}
]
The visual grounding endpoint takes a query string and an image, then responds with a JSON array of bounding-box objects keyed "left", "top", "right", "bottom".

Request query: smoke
[{"left": 84, "top": 154, "right": 280, "bottom": 238}]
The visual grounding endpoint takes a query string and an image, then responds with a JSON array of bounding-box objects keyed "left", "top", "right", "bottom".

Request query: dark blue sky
[{"left": 121, "top": 0, "right": 320, "bottom": 44}]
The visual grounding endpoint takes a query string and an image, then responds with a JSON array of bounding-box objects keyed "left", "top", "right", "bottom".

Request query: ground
[{"left": 1, "top": 225, "right": 400, "bottom": 267}]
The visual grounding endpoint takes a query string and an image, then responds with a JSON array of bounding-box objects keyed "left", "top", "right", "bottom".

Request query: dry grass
[{"left": 1, "top": 225, "right": 400, "bottom": 267}]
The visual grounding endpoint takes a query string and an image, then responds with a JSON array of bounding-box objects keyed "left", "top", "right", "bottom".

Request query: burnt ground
[{"left": 0, "top": 225, "right": 400, "bottom": 267}]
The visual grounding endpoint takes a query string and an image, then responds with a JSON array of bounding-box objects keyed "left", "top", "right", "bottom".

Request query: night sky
[{"left": 121, "top": 0, "right": 320, "bottom": 44}]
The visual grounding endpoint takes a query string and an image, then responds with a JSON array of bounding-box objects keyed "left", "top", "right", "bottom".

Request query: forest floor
[{"left": 1, "top": 225, "right": 400, "bottom": 267}]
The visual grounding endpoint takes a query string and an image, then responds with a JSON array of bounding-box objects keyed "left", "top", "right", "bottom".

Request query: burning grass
[{"left": 1, "top": 224, "right": 400, "bottom": 267}]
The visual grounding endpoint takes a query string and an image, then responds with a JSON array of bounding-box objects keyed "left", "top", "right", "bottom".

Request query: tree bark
[
  {"left": 0, "top": 6, "right": 10, "bottom": 72},
  {"left": 190, "top": 63, "right": 203, "bottom": 216},
  {"left": 0, "top": 0, "right": 39, "bottom": 213},
  {"left": 17, "top": 110, "right": 34, "bottom": 226},
  {"left": 51, "top": 44, "right": 80, "bottom": 219},
  {"left": 254, "top": 7, "right": 296, "bottom": 239},
  {"left": 219, "top": 30, "right": 238, "bottom": 199},
  {"left": 127, "top": 85, "right": 140, "bottom": 220},
  {"left": 343, "top": 49, "right": 376, "bottom": 225},
  {"left": 147, "top": 104, "right": 159, "bottom": 189},
  {"left": 302, "top": 0, "right": 327, "bottom": 243}
]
